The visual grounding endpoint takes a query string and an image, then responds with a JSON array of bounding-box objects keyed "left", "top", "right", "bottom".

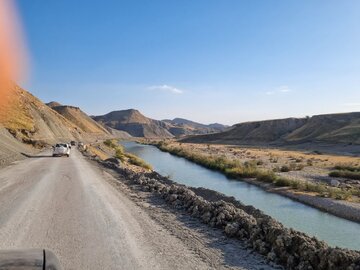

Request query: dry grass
[
  {"left": 155, "top": 141, "right": 358, "bottom": 201},
  {"left": 104, "top": 140, "right": 153, "bottom": 170},
  {"left": 176, "top": 142, "right": 360, "bottom": 168},
  {"left": 1, "top": 87, "right": 34, "bottom": 132},
  {"left": 87, "top": 145, "right": 110, "bottom": 160}
]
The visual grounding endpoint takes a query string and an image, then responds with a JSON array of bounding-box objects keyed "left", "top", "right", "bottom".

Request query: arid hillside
[
  {"left": 0, "top": 85, "right": 132, "bottom": 167},
  {"left": 0, "top": 85, "right": 82, "bottom": 145},
  {"left": 93, "top": 109, "right": 174, "bottom": 138},
  {"left": 181, "top": 112, "right": 360, "bottom": 147},
  {"left": 285, "top": 112, "right": 360, "bottom": 144},
  {"left": 0, "top": 126, "right": 36, "bottom": 167},
  {"left": 93, "top": 110, "right": 227, "bottom": 138},
  {"left": 93, "top": 109, "right": 173, "bottom": 138},
  {"left": 48, "top": 104, "right": 110, "bottom": 136},
  {"left": 163, "top": 118, "right": 228, "bottom": 136}
]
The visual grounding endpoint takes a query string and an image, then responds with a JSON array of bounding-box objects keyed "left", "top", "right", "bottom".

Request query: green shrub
[
  {"left": 114, "top": 146, "right": 125, "bottom": 161},
  {"left": 289, "top": 180, "right": 305, "bottom": 190},
  {"left": 333, "top": 164, "right": 360, "bottom": 172},
  {"left": 125, "top": 153, "right": 153, "bottom": 170},
  {"left": 156, "top": 143, "right": 355, "bottom": 201},
  {"left": 280, "top": 163, "right": 304, "bottom": 172},
  {"left": 274, "top": 177, "right": 293, "bottom": 187},
  {"left": 104, "top": 139, "right": 117, "bottom": 148},
  {"left": 280, "top": 165, "right": 290, "bottom": 172},
  {"left": 329, "top": 170, "right": 360, "bottom": 180},
  {"left": 328, "top": 188, "right": 352, "bottom": 200},
  {"left": 256, "top": 160, "right": 264, "bottom": 166},
  {"left": 255, "top": 170, "right": 277, "bottom": 183}
]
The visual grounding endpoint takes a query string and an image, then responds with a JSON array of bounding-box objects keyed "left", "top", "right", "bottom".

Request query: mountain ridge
[
  {"left": 181, "top": 112, "right": 360, "bottom": 146},
  {"left": 93, "top": 109, "right": 173, "bottom": 138},
  {"left": 93, "top": 110, "right": 227, "bottom": 138}
]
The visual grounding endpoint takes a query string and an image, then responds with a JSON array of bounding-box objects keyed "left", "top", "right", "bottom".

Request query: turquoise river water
[{"left": 122, "top": 141, "right": 360, "bottom": 250}]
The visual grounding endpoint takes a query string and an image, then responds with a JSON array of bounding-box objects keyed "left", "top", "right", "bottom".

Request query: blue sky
[{"left": 16, "top": 0, "right": 360, "bottom": 125}]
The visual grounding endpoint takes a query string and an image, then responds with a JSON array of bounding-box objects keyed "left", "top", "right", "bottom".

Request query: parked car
[
  {"left": 70, "top": 141, "right": 76, "bottom": 146},
  {"left": 53, "top": 143, "right": 71, "bottom": 157}
]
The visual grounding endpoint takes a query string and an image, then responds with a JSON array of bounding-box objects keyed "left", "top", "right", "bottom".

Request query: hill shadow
[{"left": 21, "top": 153, "right": 53, "bottom": 158}]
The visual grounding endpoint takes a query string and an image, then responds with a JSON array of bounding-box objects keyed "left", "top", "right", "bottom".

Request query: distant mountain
[
  {"left": 181, "top": 112, "right": 360, "bottom": 146},
  {"left": 163, "top": 118, "right": 228, "bottom": 136},
  {"left": 93, "top": 109, "right": 174, "bottom": 138},
  {"left": 46, "top": 101, "right": 62, "bottom": 108},
  {"left": 208, "top": 123, "right": 229, "bottom": 130},
  {"left": 93, "top": 110, "right": 227, "bottom": 138}
]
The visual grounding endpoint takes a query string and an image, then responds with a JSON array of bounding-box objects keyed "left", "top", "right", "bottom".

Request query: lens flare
[{"left": 0, "top": 0, "right": 28, "bottom": 122}]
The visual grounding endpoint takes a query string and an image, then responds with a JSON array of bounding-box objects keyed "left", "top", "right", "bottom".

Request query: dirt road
[{"left": 0, "top": 149, "right": 275, "bottom": 270}]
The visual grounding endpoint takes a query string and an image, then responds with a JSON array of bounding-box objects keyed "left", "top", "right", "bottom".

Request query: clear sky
[{"left": 16, "top": 0, "right": 360, "bottom": 125}]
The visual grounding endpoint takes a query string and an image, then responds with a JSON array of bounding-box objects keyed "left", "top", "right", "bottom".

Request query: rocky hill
[
  {"left": 0, "top": 85, "right": 130, "bottom": 167},
  {"left": 286, "top": 112, "right": 360, "bottom": 144},
  {"left": 93, "top": 109, "right": 174, "bottom": 138},
  {"left": 47, "top": 102, "right": 132, "bottom": 140},
  {"left": 93, "top": 110, "right": 227, "bottom": 138},
  {"left": 48, "top": 104, "right": 110, "bottom": 136},
  {"left": 181, "top": 112, "right": 360, "bottom": 146},
  {"left": 0, "top": 85, "right": 83, "bottom": 145},
  {"left": 163, "top": 118, "right": 228, "bottom": 136},
  {"left": 46, "top": 101, "right": 62, "bottom": 108}
]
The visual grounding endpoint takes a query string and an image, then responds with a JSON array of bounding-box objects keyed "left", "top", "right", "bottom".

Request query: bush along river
[{"left": 121, "top": 141, "right": 360, "bottom": 251}]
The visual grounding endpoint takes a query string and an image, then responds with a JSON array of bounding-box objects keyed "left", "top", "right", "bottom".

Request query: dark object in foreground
[{"left": 0, "top": 249, "right": 62, "bottom": 270}]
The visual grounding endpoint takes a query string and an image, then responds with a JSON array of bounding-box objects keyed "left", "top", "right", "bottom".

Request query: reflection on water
[{"left": 122, "top": 141, "right": 360, "bottom": 250}]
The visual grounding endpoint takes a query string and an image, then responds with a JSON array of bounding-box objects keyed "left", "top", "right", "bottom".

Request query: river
[{"left": 121, "top": 141, "right": 360, "bottom": 250}]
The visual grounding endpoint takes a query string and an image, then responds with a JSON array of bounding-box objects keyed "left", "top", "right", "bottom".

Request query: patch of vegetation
[
  {"left": 103, "top": 139, "right": 118, "bottom": 148},
  {"left": 329, "top": 170, "right": 360, "bottom": 180},
  {"left": 333, "top": 164, "right": 360, "bottom": 172},
  {"left": 156, "top": 143, "right": 356, "bottom": 201},
  {"left": 280, "top": 165, "right": 290, "bottom": 172},
  {"left": 280, "top": 163, "right": 304, "bottom": 172},
  {"left": 114, "top": 145, "right": 126, "bottom": 162},
  {"left": 105, "top": 140, "right": 152, "bottom": 170},
  {"left": 124, "top": 153, "right": 153, "bottom": 170},
  {"left": 256, "top": 160, "right": 264, "bottom": 166}
]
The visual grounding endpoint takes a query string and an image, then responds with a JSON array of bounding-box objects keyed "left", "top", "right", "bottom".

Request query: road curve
[{"left": 0, "top": 149, "right": 215, "bottom": 270}]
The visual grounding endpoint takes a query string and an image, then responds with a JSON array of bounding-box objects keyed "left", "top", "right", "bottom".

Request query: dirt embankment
[
  {"left": 86, "top": 151, "right": 360, "bottom": 270},
  {"left": 0, "top": 127, "right": 39, "bottom": 168}
]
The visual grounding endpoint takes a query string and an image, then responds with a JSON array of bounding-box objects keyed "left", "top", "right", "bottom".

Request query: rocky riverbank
[{"left": 90, "top": 154, "right": 360, "bottom": 270}]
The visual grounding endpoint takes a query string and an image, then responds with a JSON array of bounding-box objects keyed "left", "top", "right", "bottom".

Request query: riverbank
[
  {"left": 83, "top": 148, "right": 360, "bottom": 270},
  {"left": 149, "top": 141, "right": 360, "bottom": 223}
]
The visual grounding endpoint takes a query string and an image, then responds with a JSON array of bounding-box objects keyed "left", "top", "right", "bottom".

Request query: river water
[{"left": 122, "top": 141, "right": 360, "bottom": 250}]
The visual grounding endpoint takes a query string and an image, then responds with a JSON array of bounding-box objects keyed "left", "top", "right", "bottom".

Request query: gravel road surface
[{"left": 0, "top": 149, "right": 275, "bottom": 270}]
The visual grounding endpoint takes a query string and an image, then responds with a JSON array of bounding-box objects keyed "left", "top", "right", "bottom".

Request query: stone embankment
[{"left": 96, "top": 157, "right": 360, "bottom": 270}]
